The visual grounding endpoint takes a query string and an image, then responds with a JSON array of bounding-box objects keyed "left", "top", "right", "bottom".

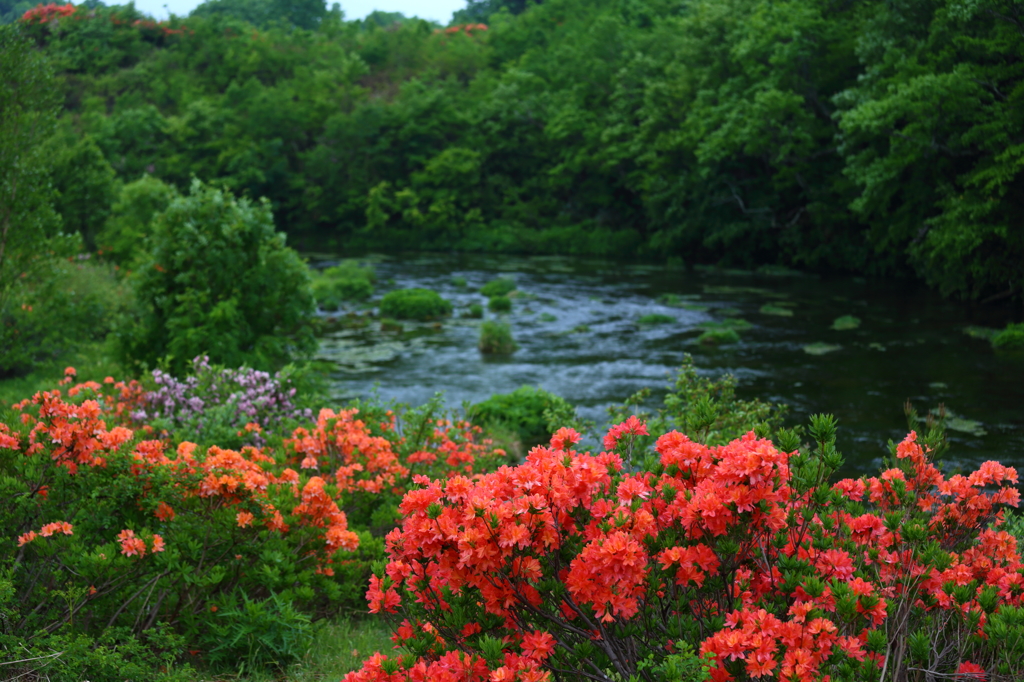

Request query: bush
[
  {"left": 488, "top": 294, "right": 512, "bottom": 312},
  {"left": 136, "top": 355, "right": 314, "bottom": 449},
  {"left": 0, "top": 257, "right": 135, "bottom": 379},
  {"left": 463, "top": 303, "right": 484, "bottom": 318},
  {"left": 467, "top": 385, "right": 577, "bottom": 450},
  {"left": 993, "top": 322, "right": 1024, "bottom": 350},
  {"left": 0, "top": 620, "right": 196, "bottom": 682},
  {"left": 0, "top": 371, "right": 506, "bottom": 674},
  {"left": 478, "top": 320, "right": 516, "bottom": 354},
  {"left": 117, "top": 180, "right": 317, "bottom": 375},
  {"left": 378, "top": 288, "right": 452, "bottom": 320},
  {"left": 351, "top": 415, "right": 1023, "bottom": 682},
  {"left": 312, "top": 261, "right": 376, "bottom": 310},
  {"left": 96, "top": 175, "right": 178, "bottom": 267},
  {"left": 610, "top": 355, "right": 787, "bottom": 447},
  {"left": 200, "top": 592, "right": 313, "bottom": 673},
  {"left": 480, "top": 277, "right": 516, "bottom": 297}
]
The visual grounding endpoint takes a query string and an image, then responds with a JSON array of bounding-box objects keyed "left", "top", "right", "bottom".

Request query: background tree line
[{"left": 3, "top": 0, "right": 1023, "bottom": 305}]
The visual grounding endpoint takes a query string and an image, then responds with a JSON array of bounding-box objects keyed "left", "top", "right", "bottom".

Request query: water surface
[{"left": 311, "top": 253, "right": 1024, "bottom": 477}]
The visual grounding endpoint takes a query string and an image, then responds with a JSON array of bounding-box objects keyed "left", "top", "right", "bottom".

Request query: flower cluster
[
  {"left": 137, "top": 355, "right": 312, "bottom": 446},
  {"left": 435, "top": 23, "right": 488, "bottom": 35},
  {"left": 19, "top": 2, "right": 75, "bottom": 23},
  {"left": 349, "top": 422, "right": 1022, "bottom": 682},
  {"left": 287, "top": 408, "right": 499, "bottom": 496}
]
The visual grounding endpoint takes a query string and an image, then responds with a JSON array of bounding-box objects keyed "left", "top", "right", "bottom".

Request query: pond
[{"left": 310, "top": 252, "right": 1024, "bottom": 477}]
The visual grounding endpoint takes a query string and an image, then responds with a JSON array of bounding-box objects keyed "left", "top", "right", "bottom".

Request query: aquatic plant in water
[
  {"left": 803, "top": 342, "right": 841, "bottom": 355},
  {"left": 480, "top": 277, "right": 516, "bottom": 297},
  {"left": 479, "top": 321, "right": 516, "bottom": 354},
  {"left": 488, "top": 294, "right": 512, "bottom": 312},
  {"left": 698, "top": 328, "right": 740, "bottom": 345},
  {"left": 379, "top": 288, "right": 452, "bottom": 320},
  {"left": 993, "top": 322, "right": 1024, "bottom": 350},
  {"left": 760, "top": 303, "right": 794, "bottom": 317},
  {"left": 638, "top": 313, "right": 675, "bottom": 325},
  {"left": 832, "top": 315, "right": 861, "bottom": 330}
]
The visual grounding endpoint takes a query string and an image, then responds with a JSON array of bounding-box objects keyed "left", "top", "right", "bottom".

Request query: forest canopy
[{"left": 3, "top": 0, "right": 1022, "bottom": 302}]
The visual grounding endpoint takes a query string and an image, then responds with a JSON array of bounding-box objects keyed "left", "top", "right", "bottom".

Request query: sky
[{"left": 132, "top": 0, "right": 468, "bottom": 23}]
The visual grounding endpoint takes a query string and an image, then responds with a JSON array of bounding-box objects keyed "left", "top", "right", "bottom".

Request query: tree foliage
[
  {"left": 14, "top": 0, "right": 1024, "bottom": 304},
  {"left": 118, "top": 180, "right": 316, "bottom": 374}
]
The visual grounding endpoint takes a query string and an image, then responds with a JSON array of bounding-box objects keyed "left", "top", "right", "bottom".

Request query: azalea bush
[
  {"left": 347, "top": 413, "right": 1024, "bottom": 681},
  {"left": 0, "top": 368, "right": 506, "bottom": 677}
]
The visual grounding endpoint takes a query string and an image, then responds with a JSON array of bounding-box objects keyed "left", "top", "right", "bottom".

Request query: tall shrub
[{"left": 118, "top": 179, "right": 316, "bottom": 374}]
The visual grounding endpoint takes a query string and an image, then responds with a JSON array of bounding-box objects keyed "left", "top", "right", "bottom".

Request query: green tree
[
  {"left": 119, "top": 179, "right": 316, "bottom": 374},
  {"left": 0, "top": 24, "right": 61, "bottom": 304},
  {"left": 50, "top": 133, "right": 118, "bottom": 249},
  {"left": 836, "top": 0, "right": 1024, "bottom": 301},
  {"left": 96, "top": 174, "right": 179, "bottom": 266}
]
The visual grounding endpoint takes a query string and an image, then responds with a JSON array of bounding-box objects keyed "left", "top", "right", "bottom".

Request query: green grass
[
  {"left": 209, "top": 618, "right": 393, "bottom": 681},
  {"left": 0, "top": 340, "right": 124, "bottom": 407}
]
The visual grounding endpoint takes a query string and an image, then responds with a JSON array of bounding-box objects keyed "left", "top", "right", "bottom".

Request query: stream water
[{"left": 310, "top": 252, "right": 1024, "bottom": 477}]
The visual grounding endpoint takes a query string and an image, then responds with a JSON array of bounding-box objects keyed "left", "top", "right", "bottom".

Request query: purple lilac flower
[{"left": 139, "top": 356, "right": 311, "bottom": 446}]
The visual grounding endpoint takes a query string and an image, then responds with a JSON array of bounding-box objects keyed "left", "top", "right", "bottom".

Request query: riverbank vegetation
[
  {"left": 2, "top": 0, "right": 1023, "bottom": 305},
  {"left": 2, "top": 0, "right": 1024, "bottom": 678},
  {"left": 4, "top": 361, "right": 1024, "bottom": 681}
]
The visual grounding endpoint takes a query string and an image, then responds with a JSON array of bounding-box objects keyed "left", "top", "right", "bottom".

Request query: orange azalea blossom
[
  {"left": 349, "top": 425, "right": 1020, "bottom": 682},
  {"left": 154, "top": 501, "right": 176, "bottom": 522},
  {"left": 39, "top": 521, "right": 73, "bottom": 537},
  {"left": 117, "top": 529, "right": 146, "bottom": 557}
]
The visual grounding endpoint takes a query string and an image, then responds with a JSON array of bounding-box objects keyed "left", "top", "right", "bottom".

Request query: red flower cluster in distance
[
  {"left": 349, "top": 420, "right": 1023, "bottom": 682},
  {"left": 20, "top": 3, "right": 75, "bottom": 23},
  {"left": 434, "top": 23, "right": 488, "bottom": 36}
]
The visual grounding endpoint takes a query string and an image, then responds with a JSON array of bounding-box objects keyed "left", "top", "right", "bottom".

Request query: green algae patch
[
  {"left": 803, "top": 342, "right": 841, "bottom": 355},
  {"left": 700, "top": 318, "right": 753, "bottom": 332},
  {"left": 832, "top": 315, "right": 861, "bottom": 331},
  {"left": 698, "top": 329, "right": 741, "bottom": 345},
  {"left": 993, "top": 323, "right": 1024, "bottom": 350},
  {"left": 638, "top": 313, "right": 675, "bottom": 325},
  {"left": 964, "top": 326, "right": 1000, "bottom": 342},
  {"left": 380, "top": 288, "right": 452, "bottom": 321},
  {"left": 480, "top": 277, "right": 517, "bottom": 297},
  {"left": 760, "top": 304, "right": 794, "bottom": 317},
  {"left": 657, "top": 293, "right": 701, "bottom": 306}
]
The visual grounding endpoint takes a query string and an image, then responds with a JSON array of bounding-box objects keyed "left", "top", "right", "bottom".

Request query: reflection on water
[{"left": 311, "top": 252, "right": 1024, "bottom": 477}]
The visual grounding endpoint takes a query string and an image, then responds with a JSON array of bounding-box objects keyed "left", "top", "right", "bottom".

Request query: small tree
[
  {"left": 0, "top": 24, "right": 61, "bottom": 307},
  {"left": 119, "top": 179, "right": 316, "bottom": 374}
]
